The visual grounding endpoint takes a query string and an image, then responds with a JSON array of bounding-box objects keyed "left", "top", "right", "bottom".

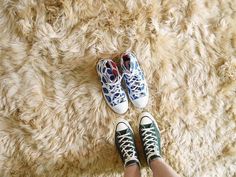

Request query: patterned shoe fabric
[
  {"left": 139, "top": 112, "right": 161, "bottom": 166},
  {"left": 121, "top": 52, "right": 149, "bottom": 108},
  {"left": 115, "top": 119, "right": 140, "bottom": 167},
  {"left": 97, "top": 59, "right": 128, "bottom": 114}
]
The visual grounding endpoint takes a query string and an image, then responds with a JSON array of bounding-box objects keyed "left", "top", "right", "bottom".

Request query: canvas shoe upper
[
  {"left": 139, "top": 112, "right": 162, "bottom": 166},
  {"left": 115, "top": 119, "right": 140, "bottom": 167},
  {"left": 120, "top": 52, "right": 149, "bottom": 108},
  {"left": 97, "top": 59, "right": 128, "bottom": 114}
]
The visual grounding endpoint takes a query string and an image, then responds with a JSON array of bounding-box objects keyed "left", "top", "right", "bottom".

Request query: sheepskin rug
[{"left": 0, "top": 0, "right": 235, "bottom": 176}]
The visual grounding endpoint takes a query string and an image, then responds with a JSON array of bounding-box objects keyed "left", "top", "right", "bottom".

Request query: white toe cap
[
  {"left": 132, "top": 96, "right": 148, "bottom": 108},
  {"left": 116, "top": 122, "right": 128, "bottom": 131},
  {"left": 112, "top": 101, "right": 128, "bottom": 114},
  {"left": 140, "top": 116, "right": 152, "bottom": 125}
]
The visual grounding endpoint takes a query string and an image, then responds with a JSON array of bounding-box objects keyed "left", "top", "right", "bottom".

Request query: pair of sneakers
[
  {"left": 96, "top": 52, "right": 149, "bottom": 114},
  {"left": 115, "top": 112, "right": 162, "bottom": 167}
]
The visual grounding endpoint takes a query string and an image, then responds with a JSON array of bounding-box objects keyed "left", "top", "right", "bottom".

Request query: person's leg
[
  {"left": 150, "top": 159, "right": 179, "bottom": 177},
  {"left": 124, "top": 164, "right": 141, "bottom": 177},
  {"left": 139, "top": 112, "right": 180, "bottom": 177},
  {"left": 115, "top": 119, "right": 141, "bottom": 177}
]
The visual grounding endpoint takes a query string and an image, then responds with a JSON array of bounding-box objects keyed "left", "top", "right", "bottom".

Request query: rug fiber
[{"left": 0, "top": 0, "right": 236, "bottom": 176}]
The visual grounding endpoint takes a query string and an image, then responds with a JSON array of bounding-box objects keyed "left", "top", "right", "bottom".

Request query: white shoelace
[
  {"left": 141, "top": 127, "right": 160, "bottom": 161},
  {"left": 118, "top": 132, "right": 138, "bottom": 165}
]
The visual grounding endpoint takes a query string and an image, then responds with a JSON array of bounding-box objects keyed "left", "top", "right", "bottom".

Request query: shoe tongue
[
  {"left": 118, "top": 129, "right": 128, "bottom": 135},
  {"left": 142, "top": 123, "right": 152, "bottom": 129},
  {"left": 105, "top": 61, "right": 118, "bottom": 83},
  {"left": 122, "top": 54, "right": 135, "bottom": 74}
]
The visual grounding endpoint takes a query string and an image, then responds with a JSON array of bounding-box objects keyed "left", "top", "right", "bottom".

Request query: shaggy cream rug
[{"left": 0, "top": 0, "right": 235, "bottom": 176}]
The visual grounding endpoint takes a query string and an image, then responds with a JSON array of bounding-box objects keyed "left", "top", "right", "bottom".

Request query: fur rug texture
[{"left": 0, "top": 0, "right": 235, "bottom": 176}]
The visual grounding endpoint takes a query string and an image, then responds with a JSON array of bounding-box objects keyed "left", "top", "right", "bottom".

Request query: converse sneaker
[
  {"left": 120, "top": 52, "right": 149, "bottom": 108},
  {"left": 139, "top": 112, "right": 161, "bottom": 166},
  {"left": 97, "top": 59, "right": 128, "bottom": 114},
  {"left": 115, "top": 119, "right": 140, "bottom": 167}
]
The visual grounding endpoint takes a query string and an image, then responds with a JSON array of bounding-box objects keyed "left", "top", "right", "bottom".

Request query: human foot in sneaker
[
  {"left": 115, "top": 119, "right": 140, "bottom": 167},
  {"left": 139, "top": 112, "right": 161, "bottom": 166},
  {"left": 97, "top": 59, "right": 128, "bottom": 114},
  {"left": 120, "top": 52, "right": 149, "bottom": 108}
]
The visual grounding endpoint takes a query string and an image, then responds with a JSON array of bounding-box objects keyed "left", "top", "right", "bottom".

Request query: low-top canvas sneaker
[
  {"left": 139, "top": 112, "right": 161, "bottom": 166},
  {"left": 97, "top": 59, "right": 128, "bottom": 114},
  {"left": 115, "top": 119, "right": 140, "bottom": 167},
  {"left": 120, "top": 52, "right": 149, "bottom": 108}
]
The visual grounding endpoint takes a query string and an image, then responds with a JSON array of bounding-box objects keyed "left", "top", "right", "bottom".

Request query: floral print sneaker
[
  {"left": 120, "top": 52, "right": 149, "bottom": 108},
  {"left": 97, "top": 59, "right": 128, "bottom": 114}
]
